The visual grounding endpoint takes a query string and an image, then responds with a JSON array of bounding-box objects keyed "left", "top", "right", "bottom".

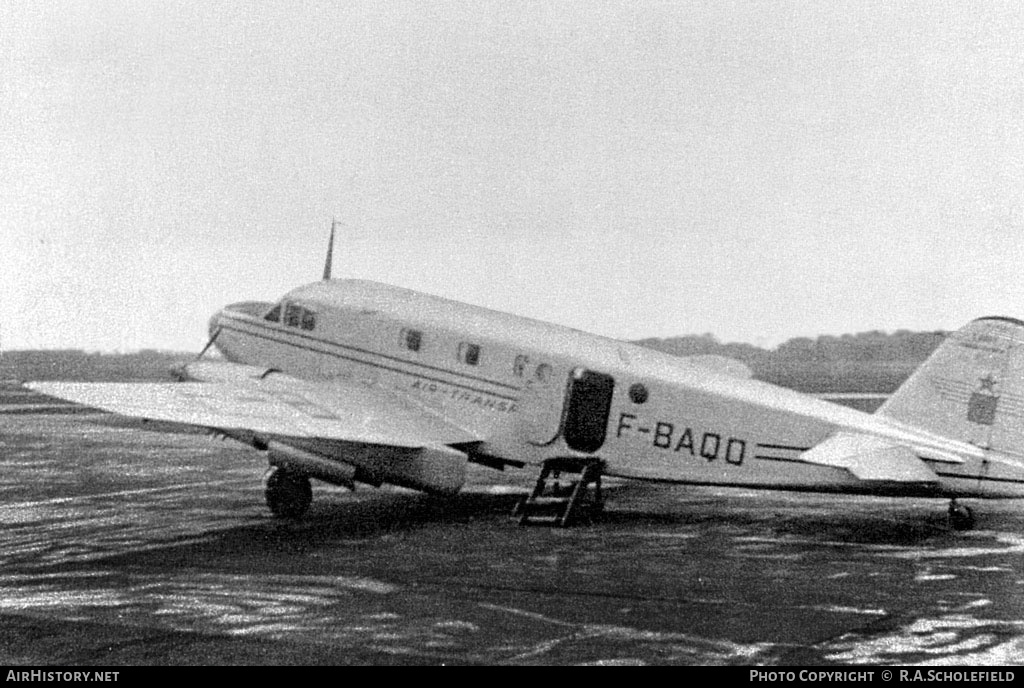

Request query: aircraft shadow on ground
[
  {"left": 80, "top": 487, "right": 982, "bottom": 575},
  {"left": 598, "top": 504, "right": 951, "bottom": 545},
  {"left": 757, "top": 511, "right": 951, "bottom": 545},
  {"left": 599, "top": 485, "right": 968, "bottom": 546},
  {"left": 86, "top": 490, "right": 528, "bottom": 568}
]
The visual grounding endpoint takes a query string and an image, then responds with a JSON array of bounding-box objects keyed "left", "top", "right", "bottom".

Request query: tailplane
[{"left": 877, "top": 317, "right": 1024, "bottom": 456}]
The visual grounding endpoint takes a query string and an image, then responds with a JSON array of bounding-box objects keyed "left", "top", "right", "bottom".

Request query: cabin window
[
  {"left": 629, "top": 383, "right": 649, "bottom": 404},
  {"left": 264, "top": 303, "right": 282, "bottom": 322},
  {"left": 300, "top": 309, "right": 316, "bottom": 331},
  {"left": 535, "top": 363, "right": 552, "bottom": 382},
  {"left": 513, "top": 354, "right": 529, "bottom": 377},
  {"left": 401, "top": 328, "right": 422, "bottom": 352},
  {"left": 458, "top": 342, "right": 481, "bottom": 366}
]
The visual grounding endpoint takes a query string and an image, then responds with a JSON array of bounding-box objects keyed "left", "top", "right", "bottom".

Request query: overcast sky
[{"left": 3, "top": 2, "right": 1023, "bottom": 352}]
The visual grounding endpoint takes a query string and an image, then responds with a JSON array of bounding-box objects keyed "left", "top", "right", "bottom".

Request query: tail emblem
[{"left": 967, "top": 374, "right": 1000, "bottom": 427}]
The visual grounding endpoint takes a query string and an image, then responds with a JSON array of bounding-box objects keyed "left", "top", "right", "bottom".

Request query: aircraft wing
[
  {"left": 800, "top": 431, "right": 946, "bottom": 483},
  {"left": 29, "top": 374, "right": 480, "bottom": 448}
]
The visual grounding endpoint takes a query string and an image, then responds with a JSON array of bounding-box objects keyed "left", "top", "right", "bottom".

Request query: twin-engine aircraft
[{"left": 31, "top": 238, "right": 1024, "bottom": 529}]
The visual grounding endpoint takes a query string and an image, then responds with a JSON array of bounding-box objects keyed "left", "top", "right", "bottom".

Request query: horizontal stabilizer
[
  {"left": 801, "top": 432, "right": 940, "bottom": 483},
  {"left": 683, "top": 355, "right": 754, "bottom": 380}
]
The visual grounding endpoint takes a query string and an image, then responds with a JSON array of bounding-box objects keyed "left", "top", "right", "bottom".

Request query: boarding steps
[{"left": 514, "top": 457, "right": 604, "bottom": 527}]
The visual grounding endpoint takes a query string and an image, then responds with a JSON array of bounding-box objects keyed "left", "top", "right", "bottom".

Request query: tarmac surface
[{"left": 1, "top": 388, "right": 1023, "bottom": 665}]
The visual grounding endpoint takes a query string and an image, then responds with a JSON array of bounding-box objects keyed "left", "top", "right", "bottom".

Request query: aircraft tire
[
  {"left": 948, "top": 500, "right": 975, "bottom": 531},
  {"left": 265, "top": 467, "right": 312, "bottom": 518}
]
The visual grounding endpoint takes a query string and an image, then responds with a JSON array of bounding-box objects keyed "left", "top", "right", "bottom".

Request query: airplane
[{"left": 29, "top": 229, "right": 1024, "bottom": 531}]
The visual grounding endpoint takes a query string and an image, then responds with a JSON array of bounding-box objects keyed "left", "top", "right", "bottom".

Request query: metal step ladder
[{"left": 515, "top": 457, "right": 604, "bottom": 526}]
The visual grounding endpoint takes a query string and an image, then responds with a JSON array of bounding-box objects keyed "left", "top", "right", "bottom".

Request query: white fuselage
[{"left": 211, "top": 280, "right": 1024, "bottom": 499}]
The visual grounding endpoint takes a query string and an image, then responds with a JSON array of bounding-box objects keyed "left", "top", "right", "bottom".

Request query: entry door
[{"left": 563, "top": 368, "right": 615, "bottom": 454}]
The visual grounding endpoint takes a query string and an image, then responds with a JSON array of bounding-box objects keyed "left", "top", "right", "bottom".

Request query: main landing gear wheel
[
  {"left": 948, "top": 499, "right": 975, "bottom": 531},
  {"left": 264, "top": 466, "right": 312, "bottom": 519}
]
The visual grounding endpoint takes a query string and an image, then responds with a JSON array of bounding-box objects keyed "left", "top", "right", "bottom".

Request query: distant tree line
[
  {"left": 635, "top": 329, "right": 946, "bottom": 363},
  {"left": 634, "top": 329, "right": 948, "bottom": 393},
  {"left": 2, "top": 328, "right": 948, "bottom": 392},
  {"left": 0, "top": 350, "right": 192, "bottom": 382}
]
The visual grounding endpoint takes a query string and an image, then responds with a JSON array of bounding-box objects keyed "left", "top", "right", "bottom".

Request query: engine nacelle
[
  {"left": 267, "top": 442, "right": 357, "bottom": 490},
  {"left": 267, "top": 441, "right": 467, "bottom": 495},
  {"left": 368, "top": 444, "right": 467, "bottom": 495}
]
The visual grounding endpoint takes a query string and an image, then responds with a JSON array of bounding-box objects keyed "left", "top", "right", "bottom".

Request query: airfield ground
[{"left": 1, "top": 387, "right": 1023, "bottom": 665}]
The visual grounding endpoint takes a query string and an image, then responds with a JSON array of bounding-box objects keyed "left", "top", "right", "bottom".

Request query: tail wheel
[
  {"left": 948, "top": 500, "right": 975, "bottom": 531},
  {"left": 265, "top": 467, "right": 312, "bottom": 519}
]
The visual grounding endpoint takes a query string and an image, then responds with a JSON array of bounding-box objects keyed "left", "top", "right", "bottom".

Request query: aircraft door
[
  {"left": 520, "top": 366, "right": 615, "bottom": 452},
  {"left": 563, "top": 368, "right": 615, "bottom": 453},
  {"left": 521, "top": 364, "right": 567, "bottom": 447}
]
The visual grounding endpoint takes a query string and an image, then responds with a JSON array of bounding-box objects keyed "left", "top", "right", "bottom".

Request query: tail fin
[{"left": 878, "top": 317, "right": 1024, "bottom": 455}]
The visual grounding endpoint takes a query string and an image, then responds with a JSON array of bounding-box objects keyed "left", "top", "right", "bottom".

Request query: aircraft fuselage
[{"left": 210, "top": 280, "right": 1024, "bottom": 500}]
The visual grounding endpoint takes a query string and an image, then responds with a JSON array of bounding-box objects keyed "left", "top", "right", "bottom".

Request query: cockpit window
[
  {"left": 284, "top": 303, "right": 303, "bottom": 328},
  {"left": 277, "top": 302, "right": 317, "bottom": 331}
]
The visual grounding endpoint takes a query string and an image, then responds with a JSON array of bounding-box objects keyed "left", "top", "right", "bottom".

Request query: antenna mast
[{"left": 322, "top": 219, "right": 336, "bottom": 281}]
